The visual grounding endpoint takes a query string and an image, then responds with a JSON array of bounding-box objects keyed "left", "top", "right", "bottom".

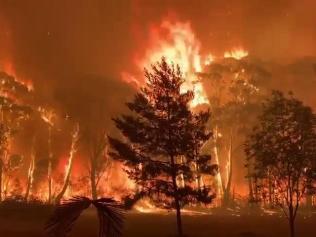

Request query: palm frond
[
  {"left": 45, "top": 196, "right": 92, "bottom": 237},
  {"left": 92, "top": 198, "right": 125, "bottom": 237}
]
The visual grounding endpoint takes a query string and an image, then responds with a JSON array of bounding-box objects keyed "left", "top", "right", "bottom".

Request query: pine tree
[{"left": 109, "top": 58, "right": 216, "bottom": 236}]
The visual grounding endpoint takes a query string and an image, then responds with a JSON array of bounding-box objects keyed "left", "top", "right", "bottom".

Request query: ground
[{"left": 0, "top": 204, "right": 315, "bottom": 237}]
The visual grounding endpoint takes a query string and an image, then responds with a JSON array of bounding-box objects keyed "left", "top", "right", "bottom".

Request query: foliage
[
  {"left": 245, "top": 90, "right": 316, "bottom": 237},
  {"left": 109, "top": 58, "right": 216, "bottom": 235}
]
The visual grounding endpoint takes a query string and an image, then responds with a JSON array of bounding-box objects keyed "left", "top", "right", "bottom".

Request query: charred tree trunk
[
  {"left": 289, "top": 204, "right": 296, "bottom": 237},
  {"left": 254, "top": 176, "right": 259, "bottom": 202},
  {"left": 0, "top": 160, "right": 2, "bottom": 202},
  {"left": 268, "top": 168, "right": 273, "bottom": 206},
  {"left": 55, "top": 125, "right": 79, "bottom": 204},
  {"left": 25, "top": 147, "right": 35, "bottom": 201},
  {"left": 90, "top": 158, "right": 98, "bottom": 200},
  {"left": 247, "top": 165, "right": 254, "bottom": 202},
  {"left": 213, "top": 126, "right": 223, "bottom": 201},
  {"left": 223, "top": 132, "right": 233, "bottom": 206},
  {"left": 47, "top": 126, "right": 53, "bottom": 204},
  {"left": 89, "top": 132, "right": 108, "bottom": 200},
  {"left": 171, "top": 155, "right": 183, "bottom": 237}
]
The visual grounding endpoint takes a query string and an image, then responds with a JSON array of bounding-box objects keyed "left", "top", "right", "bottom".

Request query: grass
[{"left": 0, "top": 203, "right": 314, "bottom": 237}]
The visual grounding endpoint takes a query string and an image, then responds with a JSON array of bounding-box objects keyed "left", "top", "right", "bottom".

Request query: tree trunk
[
  {"left": 213, "top": 126, "right": 223, "bottom": 201},
  {"left": 90, "top": 158, "right": 98, "bottom": 200},
  {"left": 0, "top": 161, "right": 2, "bottom": 202},
  {"left": 170, "top": 155, "right": 183, "bottom": 236},
  {"left": 223, "top": 133, "right": 233, "bottom": 206},
  {"left": 172, "top": 174, "right": 183, "bottom": 236},
  {"left": 25, "top": 177, "right": 31, "bottom": 201},
  {"left": 47, "top": 126, "right": 53, "bottom": 204},
  {"left": 175, "top": 196, "right": 183, "bottom": 237},
  {"left": 55, "top": 124, "right": 79, "bottom": 204},
  {"left": 247, "top": 169, "right": 254, "bottom": 202},
  {"left": 25, "top": 144, "right": 35, "bottom": 201},
  {"left": 289, "top": 204, "right": 295, "bottom": 237},
  {"left": 268, "top": 169, "right": 273, "bottom": 206},
  {"left": 254, "top": 176, "right": 259, "bottom": 202}
]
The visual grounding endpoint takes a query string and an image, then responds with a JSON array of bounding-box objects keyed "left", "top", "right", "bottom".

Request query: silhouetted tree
[
  {"left": 87, "top": 129, "right": 110, "bottom": 200},
  {"left": 46, "top": 196, "right": 124, "bottom": 237},
  {"left": 109, "top": 58, "right": 216, "bottom": 236},
  {"left": 245, "top": 91, "right": 316, "bottom": 237}
]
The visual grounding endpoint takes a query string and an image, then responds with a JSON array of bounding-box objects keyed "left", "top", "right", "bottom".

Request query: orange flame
[
  {"left": 224, "top": 48, "right": 248, "bottom": 60},
  {"left": 125, "top": 20, "right": 249, "bottom": 108},
  {"left": 134, "top": 20, "right": 211, "bottom": 108},
  {"left": 2, "top": 61, "right": 34, "bottom": 92}
]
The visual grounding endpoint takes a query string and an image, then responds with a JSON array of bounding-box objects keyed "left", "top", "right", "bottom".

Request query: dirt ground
[{"left": 0, "top": 206, "right": 315, "bottom": 237}]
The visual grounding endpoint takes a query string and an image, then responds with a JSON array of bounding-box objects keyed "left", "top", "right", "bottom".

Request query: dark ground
[{"left": 0, "top": 204, "right": 315, "bottom": 237}]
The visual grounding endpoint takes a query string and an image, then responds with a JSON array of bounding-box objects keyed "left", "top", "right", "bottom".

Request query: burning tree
[
  {"left": 245, "top": 91, "right": 316, "bottom": 237},
  {"left": 55, "top": 123, "right": 80, "bottom": 204},
  {"left": 0, "top": 71, "right": 32, "bottom": 201},
  {"left": 200, "top": 57, "right": 270, "bottom": 205},
  {"left": 24, "top": 138, "right": 36, "bottom": 201},
  {"left": 38, "top": 107, "right": 56, "bottom": 203},
  {"left": 109, "top": 58, "right": 216, "bottom": 236},
  {"left": 87, "top": 129, "right": 110, "bottom": 200}
]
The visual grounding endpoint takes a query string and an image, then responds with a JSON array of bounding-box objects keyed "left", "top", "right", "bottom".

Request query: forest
[{"left": 0, "top": 1, "right": 315, "bottom": 237}]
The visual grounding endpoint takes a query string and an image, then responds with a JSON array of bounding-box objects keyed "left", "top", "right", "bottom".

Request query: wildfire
[
  {"left": 224, "top": 48, "right": 248, "bottom": 60},
  {"left": 25, "top": 144, "right": 35, "bottom": 201},
  {"left": 0, "top": 19, "right": 251, "bottom": 207},
  {"left": 2, "top": 61, "right": 34, "bottom": 92},
  {"left": 125, "top": 19, "right": 249, "bottom": 109},
  {"left": 119, "top": 19, "right": 250, "bottom": 210},
  {"left": 38, "top": 107, "right": 55, "bottom": 127},
  {"left": 136, "top": 20, "right": 210, "bottom": 107}
]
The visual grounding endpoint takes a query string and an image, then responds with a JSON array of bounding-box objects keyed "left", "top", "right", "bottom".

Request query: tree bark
[
  {"left": 289, "top": 204, "right": 295, "bottom": 237},
  {"left": 213, "top": 126, "right": 223, "bottom": 201},
  {"left": 55, "top": 125, "right": 79, "bottom": 204},
  {"left": 90, "top": 158, "right": 98, "bottom": 200},
  {"left": 47, "top": 126, "right": 53, "bottom": 204},
  {"left": 268, "top": 168, "right": 273, "bottom": 206},
  {"left": 247, "top": 166, "right": 254, "bottom": 202},
  {"left": 172, "top": 169, "right": 183, "bottom": 236},
  {"left": 25, "top": 142, "right": 35, "bottom": 201},
  {"left": 223, "top": 133, "right": 233, "bottom": 206},
  {"left": 0, "top": 160, "right": 2, "bottom": 202},
  {"left": 171, "top": 155, "right": 183, "bottom": 236}
]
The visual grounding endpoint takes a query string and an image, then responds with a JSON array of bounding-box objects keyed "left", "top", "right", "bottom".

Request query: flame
[
  {"left": 137, "top": 20, "right": 210, "bottom": 107},
  {"left": 0, "top": 19, "right": 253, "bottom": 204},
  {"left": 118, "top": 19, "right": 251, "bottom": 210},
  {"left": 224, "top": 48, "right": 248, "bottom": 60},
  {"left": 38, "top": 107, "right": 55, "bottom": 127},
  {"left": 134, "top": 199, "right": 164, "bottom": 213},
  {"left": 25, "top": 147, "right": 35, "bottom": 200},
  {"left": 63, "top": 124, "right": 80, "bottom": 184},
  {"left": 2, "top": 61, "right": 34, "bottom": 92},
  {"left": 204, "top": 54, "right": 214, "bottom": 66},
  {"left": 124, "top": 20, "right": 250, "bottom": 108}
]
